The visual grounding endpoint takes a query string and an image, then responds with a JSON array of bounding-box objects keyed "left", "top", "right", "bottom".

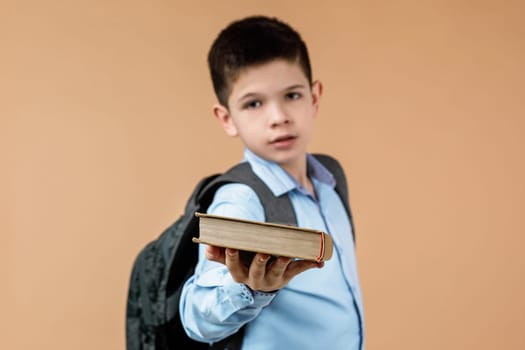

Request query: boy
[{"left": 180, "top": 16, "right": 364, "bottom": 349}]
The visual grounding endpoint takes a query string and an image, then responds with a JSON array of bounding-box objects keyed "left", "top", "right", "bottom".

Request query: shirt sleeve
[{"left": 179, "top": 183, "right": 278, "bottom": 343}]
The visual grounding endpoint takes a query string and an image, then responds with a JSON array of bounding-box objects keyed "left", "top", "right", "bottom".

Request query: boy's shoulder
[
  {"left": 207, "top": 161, "right": 297, "bottom": 225},
  {"left": 210, "top": 152, "right": 351, "bottom": 226}
]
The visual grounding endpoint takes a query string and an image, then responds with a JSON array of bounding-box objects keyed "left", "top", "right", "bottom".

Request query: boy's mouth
[
  {"left": 270, "top": 134, "right": 296, "bottom": 142},
  {"left": 270, "top": 134, "right": 297, "bottom": 148}
]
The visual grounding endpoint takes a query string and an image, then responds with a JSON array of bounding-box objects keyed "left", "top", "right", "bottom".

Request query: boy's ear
[
  {"left": 311, "top": 80, "right": 323, "bottom": 111},
  {"left": 213, "top": 103, "right": 238, "bottom": 137}
]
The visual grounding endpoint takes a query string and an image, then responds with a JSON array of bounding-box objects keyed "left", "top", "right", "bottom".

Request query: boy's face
[{"left": 213, "top": 59, "right": 322, "bottom": 171}]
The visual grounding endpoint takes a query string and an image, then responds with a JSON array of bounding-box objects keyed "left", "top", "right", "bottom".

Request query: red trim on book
[{"left": 316, "top": 234, "right": 325, "bottom": 262}]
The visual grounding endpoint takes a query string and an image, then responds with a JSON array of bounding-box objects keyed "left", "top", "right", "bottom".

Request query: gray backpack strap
[
  {"left": 313, "top": 153, "right": 355, "bottom": 241},
  {"left": 199, "top": 162, "right": 297, "bottom": 226}
]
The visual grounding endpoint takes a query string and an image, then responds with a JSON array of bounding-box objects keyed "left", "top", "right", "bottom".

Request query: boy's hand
[{"left": 205, "top": 245, "right": 324, "bottom": 292}]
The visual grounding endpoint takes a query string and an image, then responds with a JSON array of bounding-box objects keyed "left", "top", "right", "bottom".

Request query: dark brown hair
[{"left": 208, "top": 16, "right": 312, "bottom": 107}]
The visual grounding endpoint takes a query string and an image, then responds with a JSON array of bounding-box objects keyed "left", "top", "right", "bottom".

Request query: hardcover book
[{"left": 193, "top": 212, "right": 333, "bottom": 262}]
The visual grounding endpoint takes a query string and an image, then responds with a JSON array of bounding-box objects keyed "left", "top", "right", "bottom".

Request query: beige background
[{"left": 2, "top": 0, "right": 524, "bottom": 349}]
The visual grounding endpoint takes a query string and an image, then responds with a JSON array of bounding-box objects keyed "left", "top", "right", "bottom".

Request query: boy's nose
[{"left": 269, "top": 104, "right": 290, "bottom": 127}]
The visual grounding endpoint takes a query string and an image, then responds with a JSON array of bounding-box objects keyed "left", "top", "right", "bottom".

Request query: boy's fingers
[
  {"left": 249, "top": 253, "right": 271, "bottom": 280},
  {"left": 285, "top": 260, "right": 324, "bottom": 279},
  {"left": 268, "top": 256, "right": 292, "bottom": 277},
  {"left": 225, "top": 249, "right": 248, "bottom": 282},
  {"left": 205, "top": 245, "right": 226, "bottom": 264}
]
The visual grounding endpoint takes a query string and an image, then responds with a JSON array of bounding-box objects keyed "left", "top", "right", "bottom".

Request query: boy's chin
[{"left": 252, "top": 149, "right": 306, "bottom": 164}]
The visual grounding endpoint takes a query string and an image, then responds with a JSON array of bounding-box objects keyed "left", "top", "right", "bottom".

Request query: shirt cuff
[{"left": 222, "top": 276, "right": 277, "bottom": 309}]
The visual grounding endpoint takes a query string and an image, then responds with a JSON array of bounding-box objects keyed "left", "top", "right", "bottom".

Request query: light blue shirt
[{"left": 180, "top": 149, "right": 364, "bottom": 349}]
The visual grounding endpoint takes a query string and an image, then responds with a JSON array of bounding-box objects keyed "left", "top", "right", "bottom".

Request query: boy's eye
[
  {"left": 286, "top": 92, "right": 302, "bottom": 100},
  {"left": 244, "top": 100, "right": 262, "bottom": 109}
]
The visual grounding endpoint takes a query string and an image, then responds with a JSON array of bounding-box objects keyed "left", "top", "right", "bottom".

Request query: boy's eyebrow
[
  {"left": 284, "top": 84, "right": 307, "bottom": 91},
  {"left": 238, "top": 92, "right": 258, "bottom": 101},
  {"left": 237, "top": 84, "right": 308, "bottom": 103}
]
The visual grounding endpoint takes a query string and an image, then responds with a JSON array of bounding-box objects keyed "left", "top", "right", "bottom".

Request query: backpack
[{"left": 125, "top": 154, "right": 354, "bottom": 350}]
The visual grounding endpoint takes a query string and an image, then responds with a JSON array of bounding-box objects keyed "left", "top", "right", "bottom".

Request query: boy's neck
[
  {"left": 280, "top": 157, "right": 315, "bottom": 196},
  {"left": 244, "top": 149, "right": 315, "bottom": 196}
]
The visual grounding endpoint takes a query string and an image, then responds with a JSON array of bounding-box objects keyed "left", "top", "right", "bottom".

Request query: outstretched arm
[{"left": 179, "top": 183, "right": 321, "bottom": 343}]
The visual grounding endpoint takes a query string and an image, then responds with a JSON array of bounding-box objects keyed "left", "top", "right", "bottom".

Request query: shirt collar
[{"left": 243, "top": 148, "right": 336, "bottom": 197}]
